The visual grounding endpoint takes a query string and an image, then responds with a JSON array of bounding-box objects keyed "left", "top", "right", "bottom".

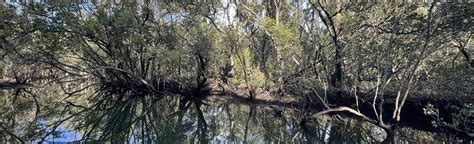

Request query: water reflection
[{"left": 0, "top": 89, "right": 469, "bottom": 143}]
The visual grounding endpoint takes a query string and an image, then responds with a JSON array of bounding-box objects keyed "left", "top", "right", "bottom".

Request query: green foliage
[
  {"left": 231, "top": 47, "right": 266, "bottom": 89},
  {"left": 261, "top": 18, "right": 299, "bottom": 47}
]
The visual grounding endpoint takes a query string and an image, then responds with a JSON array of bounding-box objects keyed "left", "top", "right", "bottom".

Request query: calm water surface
[{"left": 0, "top": 89, "right": 468, "bottom": 143}]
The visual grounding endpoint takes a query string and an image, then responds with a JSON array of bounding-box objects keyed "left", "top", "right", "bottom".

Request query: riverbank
[{"left": 205, "top": 81, "right": 473, "bottom": 140}]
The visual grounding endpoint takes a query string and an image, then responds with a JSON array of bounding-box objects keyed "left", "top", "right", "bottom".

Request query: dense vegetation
[{"left": 0, "top": 1, "right": 472, "bottom": 143}]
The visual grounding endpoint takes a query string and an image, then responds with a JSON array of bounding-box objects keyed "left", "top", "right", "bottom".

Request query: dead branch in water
[{"left": 309, "top": 106, "right": 391, "bottom": 129}]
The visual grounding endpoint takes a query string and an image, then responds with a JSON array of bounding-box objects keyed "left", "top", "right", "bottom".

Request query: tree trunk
[{"left": 333, "top": 45, "right": 343, "bottom": 97}]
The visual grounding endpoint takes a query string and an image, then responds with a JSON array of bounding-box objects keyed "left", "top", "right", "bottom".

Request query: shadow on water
[{"left": 0, "top": 88, "right": 472, "bottom": 143}]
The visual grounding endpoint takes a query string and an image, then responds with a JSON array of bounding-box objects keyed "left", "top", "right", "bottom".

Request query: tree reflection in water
[{"left": 0, "top": 88, "right": 469, "bottom": 143}]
